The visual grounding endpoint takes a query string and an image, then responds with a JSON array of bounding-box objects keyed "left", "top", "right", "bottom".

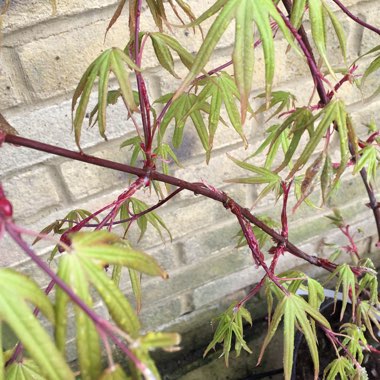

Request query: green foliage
[
  {"left": 357, "top": 45, "right": 380, "bottom": 97},
  {"left": 0, "top": 270, "right": 74, "bottom": 379},
  {"left": 175, "top": 0, "right": 299, "bottom": 122},
  {"left": 119, "top": 197, "right": 172, "bottom": 242},
  {"left": 72, "top": 48, "right": 139, "bottom": 149},
  {"left": 325, "top": 264, "right": 357, "bottom": 320},
  {"left": 204, "top": 304, "right": 252, "bottom": 366},
  {"left": 259, "top": 291, "right": 330, "bottom": 380},
  {"left": 323, "top": 357, "right": 356, "bottom": 380},
  {"left": 1, "top": 230, "right": 172, "bottom": 379},
  {"left": 226, "top": 154, "right": 282, "bottom": 203},
  {"left": 33, "top": 208, "right": 98, "bottom": 261},
  {"left": 2, "top": 1, "right": 380, "bottom": 379}
]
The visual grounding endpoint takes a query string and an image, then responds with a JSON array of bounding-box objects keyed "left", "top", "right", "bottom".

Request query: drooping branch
[{"left": 3, "top": 133, "right": 340, "bottom": 272}]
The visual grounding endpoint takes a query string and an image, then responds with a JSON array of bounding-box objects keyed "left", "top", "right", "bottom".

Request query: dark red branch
[{"left": 3, "top": 133, "right": 338, "bottom": 272}]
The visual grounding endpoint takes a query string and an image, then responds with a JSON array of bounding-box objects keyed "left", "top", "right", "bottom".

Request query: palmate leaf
[
  {"left": 0, "top": 270, "right": 74, "bottom": 380},
  {"left": 255, "top": 91, "right": 297, "bottom": 121},
  {"left": 357, "top": 259, "right": 378, "bottom": 305},
  {"left": 174, "top": 0, "right": 299, "bottom": 122},
  {"left": 258, "top": 294, "right": 330, "bottom": 380},
  {"left": 54, "top": 231, "right": 168, "bottom": 377},
  {"left": 56, "top": 255, "right": 102, "bottom": 380},
  {"left": 119, "top": 197, "right": 172, "bottom": 243},
  {"left": 6, "top": 359, "right": 51, "bottom": 380},
  {"left": 325, "top": 263, "right": 356, "bottom": 320},
  {"left": 72, "top": 48, "right": 139, "bottom": 149},
  {"left": 340, "top": 323, "right": 367, "bottom": 364},
  {"left": 204, "top": 304, "right": 252, "bottom": 367},
  {"left": 71, "top": 231, "right": 169, "bottom": 278},
  {"left": 359, "top": 45, "right": 380, "bottom": 97},
  {"left": 289, "top": 0, "right": 347, "bottom": 73},
  {"left": 155, "top": 92, "right": 212, "bottom": 159},
  {"left": 356, "top": 301, "right": 380, "bottom": 341},
  {"left": 353, "top": 145, "right": 378, "bottom": 185},
  {"left": 33, "top": 208, "right": 99, "bottom": 261},
  {"left": 287, "top": 100, "right": 348, "bottom": 184},
  {"left": 226, "top": 154, "right": 282, "bottom": 203},
  {"left": 150, "top": 32, "right": 195, "bottom": 78},
  {"left": 182, "top": 72, "right": 249, "bottom": 153},
  {"left": 277, "top": 110, "right": 314, "bottom": 172},
  {"left": 323, "top": 357, "right": 356, "bottom": 380}
]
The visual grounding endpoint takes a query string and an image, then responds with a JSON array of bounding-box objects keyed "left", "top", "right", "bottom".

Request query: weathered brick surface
[
  {"left": 0, "top": 96, "right": 137, "bottom": 176},
  {"left": 0, "top": 48, "right": 25, "bottom": 108},
  {"left": 2, "top": 166, "right": 61, "bottom": 220},
  {"left": 2, "top": 0, "right": 118, "bottom": 33},
  {"left": 59, "top": 140, "right": 131, "bottom": 200},
  {"left": 0, "top": 0, "right": 379, "bottom": 375},
  {"left": 16, "top": 18, "right": 130, "bottom": 99}
]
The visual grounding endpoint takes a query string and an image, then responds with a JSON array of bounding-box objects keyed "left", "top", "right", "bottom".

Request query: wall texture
[{"left": 1, "top": 0, "right": 380, "bottom": 377}]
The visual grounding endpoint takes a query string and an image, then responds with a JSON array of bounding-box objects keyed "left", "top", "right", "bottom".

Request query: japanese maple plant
[{"left": 1, "top": 0, "right": 380, "bottom": 379}]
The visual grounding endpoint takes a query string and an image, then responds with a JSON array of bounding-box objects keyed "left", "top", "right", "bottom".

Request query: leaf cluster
[{"left": 203, "top": 303, "right": 252, "bottom": 366}]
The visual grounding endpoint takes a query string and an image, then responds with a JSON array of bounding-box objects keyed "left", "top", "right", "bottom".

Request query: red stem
[
  {"left": 68, "top": 188, "right": 183, "bottom": 228},
  {"left": 134, "top": 0, "right": 153, "bottom": 162},
  {"left": 332, "top": 0, "right": 380, "bottom": 36}
]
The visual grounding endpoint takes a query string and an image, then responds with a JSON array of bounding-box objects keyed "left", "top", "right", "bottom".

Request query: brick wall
[{"left": 1, "top": 0, "right": 379, "bottom": 376}]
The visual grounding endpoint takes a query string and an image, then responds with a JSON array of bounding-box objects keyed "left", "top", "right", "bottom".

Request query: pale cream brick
[
  {"left": 17, "top": 17, "right": 129, "bottom": 99},
  {"left": 156, "top": 186, "right": 246, "bottom": 241},
  {"left": 59, "top": 141, "right": 131, "bottom": 200},
  {"left": 173, "top": 147, "right": 254, "bottom": 189},
  {"left": 2, "top": 166, "right": 61, "bottom": 220},
  {"left": 0, "top": 49, "right": 25, "bottom": 109},
  {"left": 2, "top": 0, "right": 119, "bottom": 33},
  {"left": 357, "top": 1, "right": 380, "bottom": 54},
  {"left": 0, "top": 93, "right": 138, "bottom": 176}
]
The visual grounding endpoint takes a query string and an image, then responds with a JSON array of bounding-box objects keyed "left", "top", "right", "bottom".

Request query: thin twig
[{"left": 332, "top": 0, "right": 380, "bottom": 35}]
